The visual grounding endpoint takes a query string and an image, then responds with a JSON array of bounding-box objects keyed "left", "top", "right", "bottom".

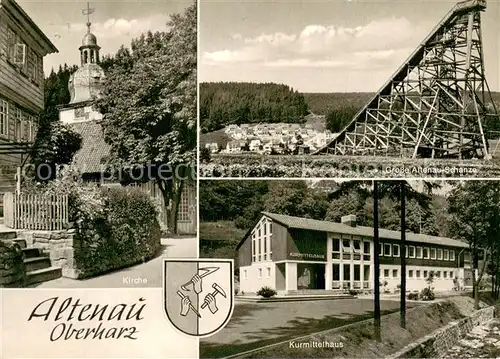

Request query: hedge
[
  {"left": 74, "top": 186, "right": 162, "bottom": 278},
  {"left": 200, "top": 154, "right": 498, "bottom": 178}
]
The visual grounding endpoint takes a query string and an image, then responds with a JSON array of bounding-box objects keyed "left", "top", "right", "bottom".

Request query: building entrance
[{"left": 297, "top": 263, "right": 325, "bottom": 290}]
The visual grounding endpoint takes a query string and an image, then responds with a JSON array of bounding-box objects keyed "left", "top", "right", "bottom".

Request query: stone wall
[
  {"left": 20, "top": 229, "right": 79, "bottom": 279},
  {"left": 389, "top": 305, "right": 498, "bottom": 358},
  {"left": 0, "top": 240, "right": 26, "bottom": 287}
]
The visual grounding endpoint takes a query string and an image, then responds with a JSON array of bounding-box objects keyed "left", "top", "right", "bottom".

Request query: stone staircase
[
  {"left": 285, "top": 289, "right": 346, "bottom": 296},
  {"left": 0, "top": 228, "right": 62, "bottom": 286}
]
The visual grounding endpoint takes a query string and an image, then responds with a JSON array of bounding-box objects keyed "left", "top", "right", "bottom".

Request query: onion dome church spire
[
  {"left": 68, "top": 2, "right": 106, "bottom": 105},
  {"left": 79, "top": 3, "right": 101, "bottom": 65}
]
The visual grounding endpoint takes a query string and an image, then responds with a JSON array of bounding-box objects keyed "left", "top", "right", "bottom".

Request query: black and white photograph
[
  {"left": 3, "top": 0, "right": 500, "bottom": 358},
  {"left": 0, "top": 0, "right": 197, "bottom": 289},
  {"left": 199, "top": 0, "right": 500, "bottom": 178},
  {"left": 199, "top": 178, "right": 500, "bottom": 358}
]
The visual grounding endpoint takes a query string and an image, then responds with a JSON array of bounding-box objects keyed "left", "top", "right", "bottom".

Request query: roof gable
[
  {"left": 235, "top": 211, "right": 469, "bottom": 250},
  {"left": 1, "top": 0, "right": 58, "bottom": 55}
]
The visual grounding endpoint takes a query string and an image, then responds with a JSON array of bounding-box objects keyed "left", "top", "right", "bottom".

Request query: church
[{"left": 57, "top": 14, "right": 196, "bottom": 235}]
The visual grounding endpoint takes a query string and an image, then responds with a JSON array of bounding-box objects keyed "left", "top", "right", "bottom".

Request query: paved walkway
[
  {"left": 34, "top": 237, "right": 197, "bottom": 288},
  {"left": 444, "top": 319, "right": 500, "bottom": 358}
]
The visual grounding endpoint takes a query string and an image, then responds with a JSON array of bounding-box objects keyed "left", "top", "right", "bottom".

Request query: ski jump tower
[{"left": 315, "top": 0, "right": 498, "bottom": 159}]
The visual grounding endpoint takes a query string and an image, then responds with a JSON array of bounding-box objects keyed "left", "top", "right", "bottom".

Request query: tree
[
  {"left": 29, "top": 64, "right": 82, "bottom": 181},
  {"left": 329, "top": 180, "right": 439, "bottom": 334},
  {"left": 96, "top": 3, "right": 197, "bottom": 233},
  {"left": 325, "top": 106, "right": 359, "bottom": 133},
  {"left": 448, "top": 181, "right": 500, "bottom": 309},
  {"left": 30, "top": 122, "right": 82, "bottom": 180},
  {"left": 199, "top": 82, "right": 309, "bottom": 132},
  {"left": 200, "top": 147, "right": 211, "bottom": 163},
  {"left": 263, "top": 181, "right": 328, "bottom": 220}
]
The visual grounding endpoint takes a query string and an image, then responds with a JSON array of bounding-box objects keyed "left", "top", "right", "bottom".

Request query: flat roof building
[{"left": 236, "top": 212, "right": 475, "bottom": 295}]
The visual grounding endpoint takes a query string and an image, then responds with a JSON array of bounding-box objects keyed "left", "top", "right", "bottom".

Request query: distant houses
[{"left": 211, "top": 122, "right": 337, "bottom": 155}]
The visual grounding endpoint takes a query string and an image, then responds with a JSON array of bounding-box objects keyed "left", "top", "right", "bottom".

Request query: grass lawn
[{"left": 200, "top": 298, "right": 418, "bottom": 358}]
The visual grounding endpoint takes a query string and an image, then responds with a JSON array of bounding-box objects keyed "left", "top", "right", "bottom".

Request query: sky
[
  {"left": 199, "top": 0, "right": 500, "bottom": 93},
  {"left": 17, "top": 0, "right": 192, "bottom": 75}
]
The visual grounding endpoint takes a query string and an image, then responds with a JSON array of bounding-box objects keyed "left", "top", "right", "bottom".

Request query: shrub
[
  {"left": 349, "top": 289, "right": 361, "bottom": 296},
  {"left": 257, "top": 286, "right": 277, "bottom": 298},
  {"left": 407, "top": 292, "right": 419, "bottom": 300},
  {"left": 22, "top": 167, "right": 162, "bottom": 279},
  {"left": 74, "top": 187, "right": 161, "bottom": 278},
  {"left": 419, "top": 287, "right": 435, "bottom": 301},
  {"left": 0, "top": 241, "right": 26, "bottom": 287}
]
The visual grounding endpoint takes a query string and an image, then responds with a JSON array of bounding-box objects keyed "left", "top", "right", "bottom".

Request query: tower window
[{"left": 84, "top": 51, "right": 88, "bottom": 64}]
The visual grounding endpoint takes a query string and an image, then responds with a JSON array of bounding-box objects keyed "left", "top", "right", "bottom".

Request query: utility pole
[
  {"left": 400, "top": 181, "right": 406, "bottom": 329},
  {"left": 373, "top": 180, "right": 381, "bottom": 341}
]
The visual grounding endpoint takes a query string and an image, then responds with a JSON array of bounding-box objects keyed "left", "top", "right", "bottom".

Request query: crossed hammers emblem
[{"left": 177, "top": 267, "right": 227, "bottom": 317}]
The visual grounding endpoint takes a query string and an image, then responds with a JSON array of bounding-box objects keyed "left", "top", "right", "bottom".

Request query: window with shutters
[
  {"left": 0, "top": 101, "right": 8, "bottom": 136},
  {"left": 14, "top": 43, "right": 26, "bottom": 65},
  {"left": 6, "top": 26, "right": 39, "bottom": 81},
  {"left": 7, "top": 28, "right": 16, "bottom": 60}
]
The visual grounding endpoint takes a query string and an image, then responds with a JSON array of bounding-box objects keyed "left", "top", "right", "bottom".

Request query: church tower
[
  {"left": 60, "top": 2, "right": 105, "bottom": 124},
  {"left": 79, "top": 15, "right": 101, "bottom": 66}
]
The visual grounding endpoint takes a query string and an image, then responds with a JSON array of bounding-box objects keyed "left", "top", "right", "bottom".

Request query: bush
[
  {"left": 0, "top": 241, "right": 26, "bottom": 287},
  {"left": 74, "top": 187, "right": 162, "bottom": 278},
  {"left": 22, "top": 167, "right": 162, "bottom": 279},
  {"left": 257, "top": 286, "right": 277, "bottom": 298},
  {"left": 407, "top": 292, "right": 419, "bottom": 300},
  {"left": 419, "top": 287, "right": 435, "bottom": 301},
  {"left": 349, "top": 289, "right": 361, "bottom": 296}
]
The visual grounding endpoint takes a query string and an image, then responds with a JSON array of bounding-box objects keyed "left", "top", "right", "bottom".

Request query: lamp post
[{"left": 400, "top": 181, "right": 406, "bottom": 329}]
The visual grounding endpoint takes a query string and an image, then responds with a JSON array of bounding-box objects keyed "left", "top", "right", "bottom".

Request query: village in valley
[{"left": 205, "top": 122, "right": 337, "bottom": 155}]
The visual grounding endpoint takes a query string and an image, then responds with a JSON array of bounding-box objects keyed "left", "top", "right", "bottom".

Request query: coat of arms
[{"left": 163, "top": 259, "right": 234, "bottom": 337}]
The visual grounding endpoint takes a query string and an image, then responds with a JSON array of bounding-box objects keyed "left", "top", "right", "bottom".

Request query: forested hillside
[
  {"left": 303, "top": 92, "right": 500, "bottom": 135},
  {"left": 199, "top": 82, "right": 309, "bottom": 133},
  {"left": 199, "top": 180, "right": 451, "bottom": 262}
]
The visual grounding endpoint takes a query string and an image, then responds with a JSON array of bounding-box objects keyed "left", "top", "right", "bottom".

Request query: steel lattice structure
[{"left": 315, "top": 0, "right": 499, "bottom": 159}]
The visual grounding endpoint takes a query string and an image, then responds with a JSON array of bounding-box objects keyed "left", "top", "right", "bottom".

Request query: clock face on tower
[{"left": 75, "top": 107, "right": 85, "bottom": 118}]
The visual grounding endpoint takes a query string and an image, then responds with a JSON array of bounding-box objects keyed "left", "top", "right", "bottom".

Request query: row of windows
[
  {"left": 251, "top": 220, "right": 273, "bottom": 263},
  {"left": 241, "top": 267, "right": 271, "bottom": 280},
  {"left": 6, "top": 27, "right": 42, "bottom": 85},
  {"left": 252, "top": 220, "right": 273, "bottom": 238},
  {"left": 0, "top": 100, "right": 37, "bottom": 141},
  {"left": 379, "top": 243, "right": 456, "bottom": 261},
  {"left": 332, "top": 263, "right": 370, "bottom": 281},
  {"left": 333, "top": 238, "right": 370, "bottom": 254},
  {"left": 383, "top": 268, "right": 455, "bottom": 279}
]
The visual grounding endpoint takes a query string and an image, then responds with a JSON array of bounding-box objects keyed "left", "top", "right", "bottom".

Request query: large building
[
  {"left": 237, "top": 212, "right": 475, "bottom": 294},
  {"left": 0, "top": 0, "right": 58, "bottom": 195}
]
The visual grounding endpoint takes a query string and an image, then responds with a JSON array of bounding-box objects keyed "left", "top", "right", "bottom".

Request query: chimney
[{"left": 341, "top": 214, "right": 357, "bottom": 227}]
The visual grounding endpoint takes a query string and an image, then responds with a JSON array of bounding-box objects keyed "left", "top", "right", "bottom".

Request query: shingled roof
[
  {"left": 70, "top": 120, "right": 111, "bottom": 174},
  {"left": 236, "top": 211, "right": 468, "bottom": 250}
]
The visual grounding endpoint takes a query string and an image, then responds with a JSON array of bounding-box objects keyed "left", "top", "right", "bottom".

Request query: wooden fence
[{"left": 3, "top": 192, "right": 69, "bottom": 230}]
